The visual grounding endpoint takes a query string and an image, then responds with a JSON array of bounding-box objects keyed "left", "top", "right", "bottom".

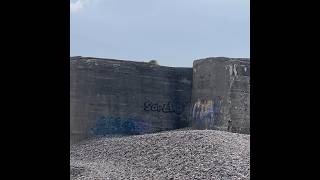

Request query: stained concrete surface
[
  {"left": 70, "top": 57, "right": 250, "bottom": 144},
  {"left": 191, "top": 57, "right": 250, "bottom": 134},
  {"left": 71, "top": 57, "right": 193, "bottom": 144}
]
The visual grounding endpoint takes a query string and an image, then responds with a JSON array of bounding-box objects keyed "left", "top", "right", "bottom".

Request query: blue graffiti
[
  {"left": 90, "top": 116, "right": 153, "bottom": 136},
  {"left": 192, "top": 96, "right": 222, "bottom": 129}
]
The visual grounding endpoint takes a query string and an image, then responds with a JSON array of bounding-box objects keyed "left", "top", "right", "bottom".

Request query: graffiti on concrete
[
  {"left": 192, "top": 96, "right": 222, "bottom": 129},
  {"left": 90, "top": 116, "right": 152, "bottom": 136},
  {"left": 143, "top": 100, "right": 185, "bottom": 115}
]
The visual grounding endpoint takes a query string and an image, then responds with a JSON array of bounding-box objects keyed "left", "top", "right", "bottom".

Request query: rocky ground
[{"left": 70, "top": 130, "right": 250, "bottom": 180}]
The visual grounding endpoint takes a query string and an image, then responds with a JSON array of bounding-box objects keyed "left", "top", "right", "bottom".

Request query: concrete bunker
[{"left": 70, "top": 57, "right": 250, "bottom": 144}]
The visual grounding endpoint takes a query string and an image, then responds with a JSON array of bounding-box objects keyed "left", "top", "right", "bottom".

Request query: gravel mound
[{"left": 70, "top": 130, "right": 250, "bottom": 180}]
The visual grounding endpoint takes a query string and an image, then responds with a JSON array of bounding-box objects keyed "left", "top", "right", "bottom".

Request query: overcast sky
[{"left": 70, "top": 0, "right": 250, "bottom": 67}]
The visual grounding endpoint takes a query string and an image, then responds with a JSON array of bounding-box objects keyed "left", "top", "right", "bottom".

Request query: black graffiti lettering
[
  {"left": 151, "top": 103, "right": 157, "bottom": 111},
  {"left": 144, "top": 101, "right": 151, "bottom": 111},
  {"left": 143, "top": 100, "right": 185, "bottom": 115},
  {"left": 168, "top": 102, "right": 175, "bottom": 113},
  {"left": 162, "top": 102, "right": 171, "bottom": 113},
  {"left": 157, "top": 104, "right": 162, "bottom": 112}
]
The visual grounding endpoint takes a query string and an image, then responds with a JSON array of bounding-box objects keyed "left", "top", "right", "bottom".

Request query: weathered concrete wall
[
  {"left": 70, "top": 57, "right": 193, "bottom": 144},
  {"left": 191, "top": 57, "right": 250, "bottom": 134},
  {"left": 70, "top": 56, "right": 250, "bottom": 144}
]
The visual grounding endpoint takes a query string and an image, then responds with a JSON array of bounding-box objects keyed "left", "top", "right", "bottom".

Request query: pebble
[{"left": 70, "top": 129, "right": 250, "bottom": 179}]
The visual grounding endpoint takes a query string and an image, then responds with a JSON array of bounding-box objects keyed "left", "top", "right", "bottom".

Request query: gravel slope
[{"left": 70, "top": 130, "right": 250, "bottom": 180}]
